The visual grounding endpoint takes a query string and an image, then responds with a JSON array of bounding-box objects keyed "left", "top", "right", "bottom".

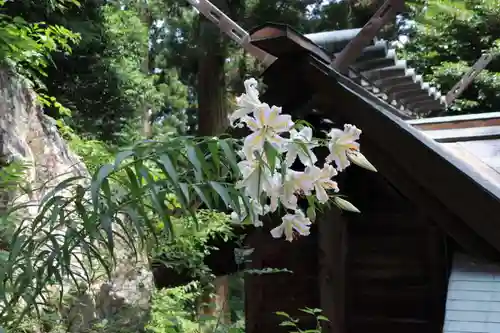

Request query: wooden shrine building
[{"left": 237, "top": 24, "right": 500, "bottom": 333}]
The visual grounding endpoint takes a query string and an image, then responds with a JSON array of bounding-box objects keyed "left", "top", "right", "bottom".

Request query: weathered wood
[
  {"left": 317, "top": 206, "right": 347, "bottom": 333},
  {"left": 348, "top": 317, "right": 431, "bottom": 333},
  {"left": 333, "top": 0, "right": 404, "bottom": 73},
  {"left": 314, "top": 70, "right": 500, "bottom": 256},
  {"left": 445, "top": 52, "right": 496, "bottom": 106},
  {"left": 350, "top": 138, "right": 500, "bottom": 261},
  {"left": 244, "top": 224, "right": 320, "bottom": 333}
]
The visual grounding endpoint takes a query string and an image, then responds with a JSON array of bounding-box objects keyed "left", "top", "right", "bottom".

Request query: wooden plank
[
  {"left": 349, "top": 268, "right": 428, "bottom": 280},
  {"left": 349, "top": 256, "right": 428, "bottom": 267},
  {"left": 349, "top": 275, "right": 429, "bottom": 287},
  {"left": 317, "top": 206, "right": 347, "bottom": 333},
  {"left": 423, "top": 125, "right": 500, "bottom": 142},
  {"left": 348, "top": 317, "right": 431, "bottom": 333},
  {"left": 349, "top": 296, "right": 431, "bottom": 318}
]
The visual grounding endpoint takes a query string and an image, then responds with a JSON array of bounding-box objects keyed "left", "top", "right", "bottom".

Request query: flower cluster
[{"left": 228, "top": 78, "right": 376, "bottom": 242}]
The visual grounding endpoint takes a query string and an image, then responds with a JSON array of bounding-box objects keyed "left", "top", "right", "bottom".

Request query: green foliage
[
  {"left": 59, "top": 124, "right": 116, "bottom": 175},
  {"left": 146, "top": 283, "right": 204, "bottom": 333},
  {"left": 0, "top": 133, "right": 253, "bottom": 330},
  {"left": 0, "top": 0, "right": 80, "bottom": 84},
  {"left": 147, "top": 277, "right": 245, "bottom": 333},
  {"left": 153, "top": 209, "right": 233, "bottom": 278},
  {"left": 0, "top": 160, "right": 29, "bottom": 251},
  {"left": 402, "top": 0, "right": 500, "bottom": 115},
  {"left": 276, "top": 308, "right": 330, "bottom": 333}
]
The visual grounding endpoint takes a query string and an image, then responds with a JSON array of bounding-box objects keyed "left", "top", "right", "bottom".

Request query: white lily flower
[
  {"left": 285, "top": 127, "right": 318, "bottom": 167},
  {"left": 247, "top": 198, "right": 269, "bottom": 227},
  {"left": 287, "top": 169, "right": 315, "bottom": 195},
  {"left": 279, "top": 169, "right": 316, "bottom": 210},
  {"left": 306, "top": 164, "right": 339, "bottom": 204},
  {"left": 241, "top": 104, "right": 294, "bottom": 157},
  {"left": 229, "top": 78, "right": 263, "bottom": 127},
  {"left": 270, "top": 209, "right": 312, "bottom": 242},
  {"left": 235, "top": 159, "right": 271, "bottom": 200},
  {"left": 326, "top": 124, "right": 362, "bottom": 171},
  {"left": 263, "top": 171, "right": 299, "bottom": 212},
  {"left": 265, "top": 173, "right": 282, "bottom": 213}
]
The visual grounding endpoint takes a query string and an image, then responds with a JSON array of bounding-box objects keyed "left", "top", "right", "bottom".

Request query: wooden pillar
[
  {"left": 318, "top": 206, "right": 347, "bottom": 333},
  {"left": 427, "top": 223, "right": 449, "bottom": 333}
]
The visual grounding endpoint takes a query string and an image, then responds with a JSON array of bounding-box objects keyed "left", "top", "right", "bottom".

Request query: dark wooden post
[{"left": 318, "top": 206, "right": 347, "bottom": 333}]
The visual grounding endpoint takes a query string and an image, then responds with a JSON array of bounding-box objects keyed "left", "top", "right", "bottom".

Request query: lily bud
[
  {"left": 347, "top": 150, "right": 377, "bottom": 172},
  {"left": 334, "top": 196, "right": 361, "bottom": 213}
]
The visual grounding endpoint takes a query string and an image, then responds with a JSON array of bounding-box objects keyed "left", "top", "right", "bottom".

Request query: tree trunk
[
  {"left": 196, "top": 0, "right": 232, "bottom": 323},
  {"left": 196, "top": 2, "right": 229, "bottom": 136}
]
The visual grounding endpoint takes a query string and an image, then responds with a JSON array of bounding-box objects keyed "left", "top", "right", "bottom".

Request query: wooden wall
[
  {"left": 244, "top": 224, "right": 320, "bottom": 333},
  {"left": 341, "top": 166, "right": 450, "bottom": 333},
  {"left": 243, "top": 164, "right": 451, "bottom": 333}
]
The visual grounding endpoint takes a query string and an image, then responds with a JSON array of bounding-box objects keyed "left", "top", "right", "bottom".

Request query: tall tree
[
  {"left": 402, "top": 0, "right": 500, "bottom": 116},
  {"left": 196, "top": 0, "right": 232, "bottom": 136}
]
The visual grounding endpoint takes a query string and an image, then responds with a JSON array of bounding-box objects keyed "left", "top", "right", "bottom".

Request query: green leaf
[
  {"left": 220, "top": 139, "right": 240, "bottom": 176},
  {"left": 158, "top": 154, "right": 179, "bottom": 183},
  {"left": 209, "top": 182, "right": 232, "bottom": 209},
  {"left": 208, "top": 140, "right": 220, "bottom": 174},
  {"left": 114, "top": 150, "right": 135, "bottom": 170},
  {"left": 306, "top": 206, "right": 316, "bottom": 222},
  {"left": 91, "top": 163, "right": 115, "bottom": 212},
  {"left": 100, "top": 213, "right": 115, "bottom": 257},
  {"left": 186, "top": 145, "right": 203, "bottom": 181},
  {"left": 279, "top": 321, "right": 298, "bottom": 327},
  {"left": 275, "top": 311, "right": 292, "bottom": 318},
  {"left": 192, "top": 184, "right": 213, "bottom": 209},
  {"left": 263, "top": 141, "right": 279, "bottom": 172},
  {"left": 138, "top": 166, "right": 174, "bottom": 237}
]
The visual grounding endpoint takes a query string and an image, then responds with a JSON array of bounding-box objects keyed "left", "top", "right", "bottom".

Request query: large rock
[{"left": 0, "top": 69, "right": 152, "bottom": 332}]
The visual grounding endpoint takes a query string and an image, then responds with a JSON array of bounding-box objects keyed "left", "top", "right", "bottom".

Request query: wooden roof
[
  {"left": 251, "top": 24, "right": 447, "bottom": 118},
  {"left": 410, "top": 113, "right": 500, "bottom": 193},
  {"left": 248, "top": 23, "right": 500, "bottom": 261}
]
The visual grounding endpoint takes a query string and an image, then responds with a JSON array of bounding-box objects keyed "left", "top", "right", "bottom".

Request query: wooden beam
[
  {"left": 332, "top": 0, "right": 405, "bottom": 73},
  {"left": 445, "top": 52, "right": 496, "bottom": 106}
]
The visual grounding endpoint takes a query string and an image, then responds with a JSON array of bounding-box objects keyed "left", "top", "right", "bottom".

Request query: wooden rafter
[{"left": 332, "top": 0, "right": 405, "bottom": 73}]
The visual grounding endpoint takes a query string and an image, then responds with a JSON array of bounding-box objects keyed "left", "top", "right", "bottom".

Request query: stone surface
[{"left": 0, "top": 69, "right": 152, "bottom": 331}]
